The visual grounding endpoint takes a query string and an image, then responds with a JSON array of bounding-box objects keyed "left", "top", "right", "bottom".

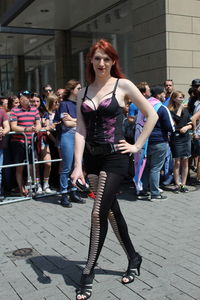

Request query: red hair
[{"left": 86, "top": 39, "right": 125, "bottom": 83}]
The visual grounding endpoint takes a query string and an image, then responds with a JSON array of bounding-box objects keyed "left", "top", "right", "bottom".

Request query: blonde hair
[
  {"left": 168, "top": 90, "right": 185, "bottom": 111},
  {"left": 46, "top": 94, "right": 58, "bottom": 112}
]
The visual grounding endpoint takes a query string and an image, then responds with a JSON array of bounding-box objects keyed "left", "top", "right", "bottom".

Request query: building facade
[{"left": 0, "top": 0, "right": 200, "bottom": 96}]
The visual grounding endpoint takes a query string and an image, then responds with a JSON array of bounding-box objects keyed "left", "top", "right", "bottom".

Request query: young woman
[
  {"left": 53, "top": 79, "right": 85, "bottom": 207},
  {"left": 7, "top": 95, "right": 19, "bottom": 113},
  {"left": 71, "top": 39, "right": 158, "bottom": 300},
  {"left": 168, "top": 91, "right": 193, "bottom": 192}
]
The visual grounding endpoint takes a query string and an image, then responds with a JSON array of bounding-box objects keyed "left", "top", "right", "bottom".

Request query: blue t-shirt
[
  {"left": 54, "top": 99, "right": 77, "bottom": 121},
  {"left": 54, "top": 99, "right": 77, "bottom": 133}
]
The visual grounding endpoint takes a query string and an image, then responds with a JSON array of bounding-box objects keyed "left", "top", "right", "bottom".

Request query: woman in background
[
  {"left": 168, "top": 91, "right": 193, "bottom": 192},
  {"left": 54, "top": 79, "right": 85, "bottom": 207}
]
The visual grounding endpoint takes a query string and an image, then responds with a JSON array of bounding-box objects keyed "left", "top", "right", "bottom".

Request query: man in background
[{"left": 163, "top": 79, "right": 174, "bottom": 106}]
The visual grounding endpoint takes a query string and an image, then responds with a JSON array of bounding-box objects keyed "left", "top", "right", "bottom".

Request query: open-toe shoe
[
  {"left": 121, "top": 252, "right": 142, "bottom": 285},
  {"left": 76, "top": 272, "right": 94, "bottom": 300}
]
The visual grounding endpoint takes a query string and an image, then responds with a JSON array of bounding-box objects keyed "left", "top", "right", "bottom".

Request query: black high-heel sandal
[
  {"left": 121, "top": 252, "right": 142, "bottom": 285},
  {"left": 76, "top": 273, "right": 94, "bottom": 300}
]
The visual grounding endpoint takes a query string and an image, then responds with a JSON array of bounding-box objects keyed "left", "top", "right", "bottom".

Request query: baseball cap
[
  {"left": 18, "top": 90, "right": 32, "bottom": 98},
  {"left": 151, "top": 86, "right": 164, "bottom": 97},
  {"left": 191, "top": 79, "right": 200, "bottom": 86}
]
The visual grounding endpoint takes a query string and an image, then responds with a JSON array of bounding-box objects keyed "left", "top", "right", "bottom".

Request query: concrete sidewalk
[{"left": 0, "top": 183, "right": 200, "bottom": 300}]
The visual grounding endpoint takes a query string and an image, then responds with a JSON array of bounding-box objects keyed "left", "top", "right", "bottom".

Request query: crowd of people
[
  {"left": 0, "top": 77, "right": 200, "bottom": 203},
  {"left": 121, "top": 79, "right": 200, "bottom": 199},
  {"left": 1, "top": 39, "right": 200, "bottom": 299},
  {"left": 0, "top": 83, "right": 93, "bottom": 203},
  {"left": 0, "top": 78, "right": 200, "bottom": 204}
]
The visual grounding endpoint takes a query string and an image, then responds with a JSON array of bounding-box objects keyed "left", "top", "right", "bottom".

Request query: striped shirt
[{"left": 10, "top": 105, "right": 40, "bottom": 143}]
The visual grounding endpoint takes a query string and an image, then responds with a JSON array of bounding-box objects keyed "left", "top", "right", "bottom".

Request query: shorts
[
  {"left": 11, "top": 142, "right": 33, "bottom": 164},
  {"left": 193, "top": 139, "right": 200, "bottom": 157},
  {"left": 83, "top": 145, "right": 129, "bottom": 176}
]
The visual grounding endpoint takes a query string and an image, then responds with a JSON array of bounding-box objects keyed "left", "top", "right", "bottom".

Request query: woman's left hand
[{"left": 117, "top": 140, "right": 139, "bottom": 154}]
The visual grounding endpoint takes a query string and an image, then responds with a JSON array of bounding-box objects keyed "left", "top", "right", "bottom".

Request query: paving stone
[{"left": 0, "top": 185, "right": 199, "bottom": 299}]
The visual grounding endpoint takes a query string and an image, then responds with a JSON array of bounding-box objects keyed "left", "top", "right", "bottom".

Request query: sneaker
[
  {"left": 36, "top": 185, "right": 43, "bottom": 194},
  {"left": 44, "top": 187, "right": 55, "bottom": 194},
  {"left": 69, "top": 191, "right": 86, "bottom": 204},
  {"left": 158, "top": 188, "right": 164, "bottom": 193},
  {"left": 137, "top": 191, "right": 150, "bottom": 200},
  {"left": 173, "top": 185, "right": 180, "bottom": 194},
  {"left": 180, "top": 185, "right": 189, "bottom": 193},
  {"left": 61, "top": 194, "right": 72, "bottom": 208},
  {"left": 151, "top": 194, "right": 167, "bottom": 201}
]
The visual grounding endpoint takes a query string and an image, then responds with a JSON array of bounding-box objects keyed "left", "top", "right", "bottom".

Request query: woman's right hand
[{"left": 71, "top": 167, "right": 86, "bottom": 186}]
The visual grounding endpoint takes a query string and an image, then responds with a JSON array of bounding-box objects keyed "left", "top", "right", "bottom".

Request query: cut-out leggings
[{"left": 83, "top": 171, "right": 136, "bottom": 275}]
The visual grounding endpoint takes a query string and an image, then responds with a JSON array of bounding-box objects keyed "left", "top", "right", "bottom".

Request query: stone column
[
  {"left": 55, "top": 30, "right": 72, "bottom": 88},
  {"left": 13, "top": 55, "right": 26, "bottom": 92}
]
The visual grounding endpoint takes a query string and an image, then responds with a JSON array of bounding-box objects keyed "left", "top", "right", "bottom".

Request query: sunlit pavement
[{"left": 0, "top": 181, "right": 200, "bottom": 300}]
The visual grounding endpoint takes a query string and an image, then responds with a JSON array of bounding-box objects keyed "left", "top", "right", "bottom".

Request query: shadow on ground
[{"left": 27, "top": 255, "right": 123, "bottom": 288}]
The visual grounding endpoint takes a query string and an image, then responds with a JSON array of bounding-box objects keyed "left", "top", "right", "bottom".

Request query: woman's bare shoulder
[{"left": 118, "top": 78, "right": 136, "bottom": 88}]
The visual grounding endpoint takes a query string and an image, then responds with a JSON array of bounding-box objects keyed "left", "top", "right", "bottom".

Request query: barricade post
[
  {"left": 0, "top": 131, "right": 32, "bottom": 205},
  {"left": 31, "top": 129, "right": 62, "bottom": 198},
  {"left": 1, "top": 129, "right": 62, "bottom": 204}
]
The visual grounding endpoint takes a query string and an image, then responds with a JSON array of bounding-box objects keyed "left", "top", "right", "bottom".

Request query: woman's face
[
  {"left": 174, "top": 93, "right": 184, "bottom": 105},
  {"left": 31, "top": 96, "right": 41, "bottom": 108},
  {"left": 13, "top": 98, "right": 19, "bottom": 108},
  {"left": 71, "top": 84, "right": 81, "bottom": 98},
  {"left": 91, "top": 48, "right": 114, "bottom": 78},
  {"left": 52, "top": 99, "right": 59, "bottom": 109}
]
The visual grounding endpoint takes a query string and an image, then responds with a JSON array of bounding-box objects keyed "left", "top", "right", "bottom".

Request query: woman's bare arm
[
  {"left": 117, "top": 79, "right": 158, "bottom": 153},
  {"left": 71, "top": 89, "right": 87, "bottom": 185}
]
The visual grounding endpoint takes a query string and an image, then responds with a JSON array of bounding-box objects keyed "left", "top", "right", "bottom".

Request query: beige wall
[
  {"left": 166, "top": 0, "right": 200, "bottom": 96},
  {"left": 127, "top": 0, "right": 200, "bottom": 98},
  {"left": 127, "top": 0, "right": 167, "bottom": 86}
]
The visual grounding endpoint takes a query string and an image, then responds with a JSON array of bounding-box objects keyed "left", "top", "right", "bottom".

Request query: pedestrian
[
  {"left": 54, "top": 79, "right": 85, "bottom": 207},
  {"left": 10, "top": 91, "right": 41, "bottom": 196},
  {"left": 137, "top": 86, "right": 175, "bottom": 200},
  {"left": 168, "top": 91, "right": 192, "bottom": 192},
  {"left": 71, "top": 39, "right": 158, "bottom": 300}
]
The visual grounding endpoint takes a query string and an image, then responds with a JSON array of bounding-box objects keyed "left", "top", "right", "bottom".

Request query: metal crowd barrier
[
  {"left": 31, "top": 130, "right": 62, "bottom": 199},
  {"left": 0, "top": 129, "right": 62, "bottom": 205},
  {"left": 0, "top": 131, "right": 32, "bottom": 205}
]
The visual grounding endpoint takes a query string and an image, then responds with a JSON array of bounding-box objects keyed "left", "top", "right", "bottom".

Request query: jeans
[
  {"left": 60, "top": 129, "right": 76, "bottom": 194},
  {"left": 142, "top": 142, "right": 168, "bottom": 196},
  {"left": 0, "top": 149, "right": 4, "bottom": 194},
  {"left": 161, "top": 144, "right": 174, "bottom": 184}
]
